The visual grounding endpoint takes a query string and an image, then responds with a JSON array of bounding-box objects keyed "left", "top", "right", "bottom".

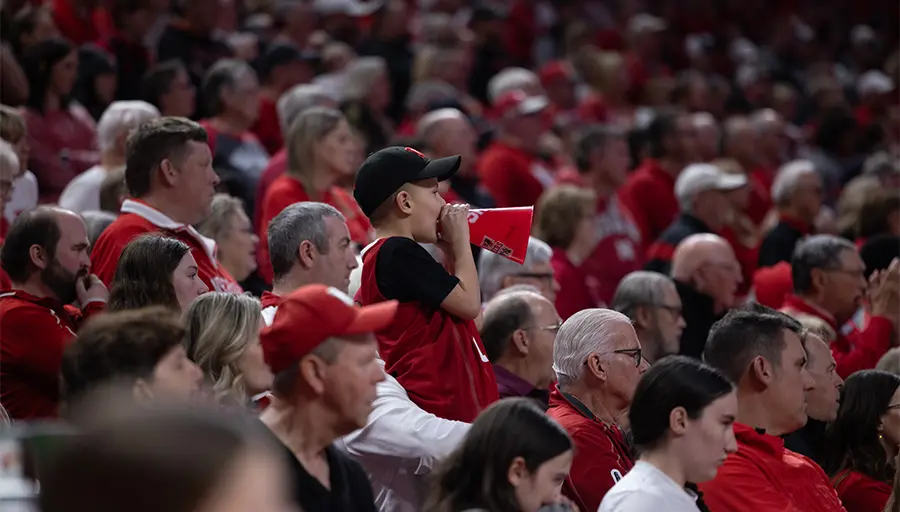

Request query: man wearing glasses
[
  {"left": 547, "top": 308, "right": 649, "bottom": 512},
  {"left": 781, "top": 234, "right": 900, "bottom": 378},
  {"left": 478, "top": 236, "right": 559, "bottom": 303},
  {"left": 611, "top": 270, "right": 686, "bottom": 364},
  {"left": 481, "top": 287, "right": 563, "bottom": 408}
]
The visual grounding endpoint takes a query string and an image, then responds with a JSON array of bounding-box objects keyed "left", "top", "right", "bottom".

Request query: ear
[
  {"left": 634, "top": 305, "right": 653, "bottom": 330},
  {"left": 810, "top": 267, "right": 828, "bottom": 293},
  {"left": 510, "top": 329, "right": 529, "bottom": 357},
  {"left": 297, "top": 239, "right": 316, "bottom": 268},
  {"left": 669, "top": 405, "right": 689, "bottom": 436},
  {"left": 749, "top": 355, "right": 775, "bottom": 388},
  {"left": 299, "top": 357, "right": 328, "bottom": 396},
  {"left": 395, "top": 189, "right": 413, "bottom": 215},
  {"left": 158, "top": 158, "right": 179, "bottom": 188},
  {"left": 132, "top": 378, "right": 154, "bottom": 402},
  {"left": 507, "top": 456, "right": 528, "bottom": 488},
  {"left": 584, "top": 353, "right": 607, "bottom": 383},
  {"left": 28, "top": 243, "right": 51, "bottom": 271}
]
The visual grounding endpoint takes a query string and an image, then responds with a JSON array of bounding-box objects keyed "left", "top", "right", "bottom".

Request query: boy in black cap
[{"left": 353, "top": 146, "right": 498, "bottom": 423}]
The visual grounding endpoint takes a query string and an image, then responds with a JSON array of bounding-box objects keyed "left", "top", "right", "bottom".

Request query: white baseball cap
[{"left": 675, "top": 163, "right": 748, "bottom": 204}]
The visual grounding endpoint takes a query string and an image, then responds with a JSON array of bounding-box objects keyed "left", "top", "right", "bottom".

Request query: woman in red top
[
  {"left": 257, "top": 107, "right": 371, "bottom": 284},
  {"left": 823, "top": 370, "right": 900, "bottom": 512}
]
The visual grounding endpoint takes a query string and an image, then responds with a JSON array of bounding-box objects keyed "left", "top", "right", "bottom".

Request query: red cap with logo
[{"left": 260, "top": 284, "right": 398, "bottom": 374}]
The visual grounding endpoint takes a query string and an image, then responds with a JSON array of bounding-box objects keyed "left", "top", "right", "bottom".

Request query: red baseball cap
[
  {"left": 492, "top": 90, "right": 549, "bottom": 118},
  {"left": 260, "top": 284, "right": 398, "bottom": 375},
  {"left": 539, "top": 61, "right": 574, "bottom": 87}
]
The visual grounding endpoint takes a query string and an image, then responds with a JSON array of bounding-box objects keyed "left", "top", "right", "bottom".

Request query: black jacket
[{"left": 675, "top": 279, "right": 721, "bottom": 359}]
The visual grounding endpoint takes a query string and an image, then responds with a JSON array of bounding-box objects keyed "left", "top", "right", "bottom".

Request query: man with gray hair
[
  {"left": 758, "top": 160, "right": 823, "bottom": 267},
  {"left": 645, "top": 162, "right": 746, "bottom": 274},
  {"left": 480, "top": 288, "right": 561, "bottom": 407},
  {"left": 547, "top": 308, "right": 647, "bottom": 512},
  {"left": 478, "top": 236, "right": 557, "bottom": 302},
  {"left": 781, "top": 234, "right": 899, "bottom": 378},
  {"left": 611, "top": 271, "right": 685, "bottom": 363},
  {"left": 261, "top": 202, "right": 358, "bottom": 325}
]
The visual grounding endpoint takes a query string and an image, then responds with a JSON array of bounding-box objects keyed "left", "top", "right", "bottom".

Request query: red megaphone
[{"left": 467, "top": 207, "right": 534, "bottom": 264}]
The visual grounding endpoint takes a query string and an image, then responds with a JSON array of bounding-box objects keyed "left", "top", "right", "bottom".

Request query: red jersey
[
  {"left": 257, "top": 174, "right": 373, "bottom": 284},
  {"left": 91, "top": 199, "right": 242, "bottom": 294},
  {"left": 699, "top": 422, "right": 847, "bottom": 512},
  {"left": 618, "top": 159, "right": 679, "bottom": 252},
  {"left": 546, "top": 389, "right": 635, "bottom": 512},
  {"left": 477, "top": 140, "right": 556, "bottom": 208},
  {"left": 579, "top": 195, "right": 643, "bottom": 306},
  {"left": 356, "top": 237, "right": 498, "bottom": 422},
  {"left": 0, "top": 290, "right": 105, "bottom": 419},
  {"left": 833, "top": 469, "right": 891, "bottom": 512}
]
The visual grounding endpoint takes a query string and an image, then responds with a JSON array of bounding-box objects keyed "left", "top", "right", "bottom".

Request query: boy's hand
[{"left": 438, "top": 203, "right": 471, "bottom": 250}]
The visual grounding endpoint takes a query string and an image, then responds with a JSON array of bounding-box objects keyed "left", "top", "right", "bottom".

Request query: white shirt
[
  {"left": 58, "top": 165, "right": 107, "bottom": 213},
  {"left": 4, "top": 171, "right": 38, "bottom": 223},
  {"left": 599, "top": 461, "right": 700, "bottom": 512}
]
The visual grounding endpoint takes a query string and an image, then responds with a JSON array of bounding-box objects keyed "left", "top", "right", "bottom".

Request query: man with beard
[{"left": 0, "top": 206, "right": 109, "bottom": 419}]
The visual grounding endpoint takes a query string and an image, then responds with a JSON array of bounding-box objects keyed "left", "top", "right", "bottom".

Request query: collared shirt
[
  {"left": 546, "top": 389, "right": 635, "bottom": 512},
  {"left": 698, "top": 423, "right": 846, "bottom": 512},
  {"left": 261, "top": 290, "right": 281, "bottom": 326},
  {"left": 600, "top": 461, "right": 700, "bottom": 512},
  {"left": 493, "top": 364, "right": 549, "bottom": 408},
  {"left": 337, "top": 359, "right": 470, "bottom": 512},
  {"left": 0, "top": 289, "right": 105, "bottom": 419},
  {"left": 90, "top": 199, "right": 242, "bottom": 294}
]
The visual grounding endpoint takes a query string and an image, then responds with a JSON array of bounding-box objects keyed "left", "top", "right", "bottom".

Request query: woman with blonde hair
[
  {"left": 183, "top": 292, "right": 273, "bottom": 405},
  {"left": 256, "top": 106, "right": 371, "bottom": 284}
]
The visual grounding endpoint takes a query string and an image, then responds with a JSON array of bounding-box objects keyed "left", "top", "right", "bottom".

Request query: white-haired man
[
  {"left": 758, "top": 160, "right": 824, "bottom": 267},
  {"left": 548, "top": 308, "right": 648, "bottom": 512},
  {"left": 479, "top": 236, "right": 558, "bottom": 303},
  {"left": 59, "top": 101, "right": 160, "bottom": 213}
]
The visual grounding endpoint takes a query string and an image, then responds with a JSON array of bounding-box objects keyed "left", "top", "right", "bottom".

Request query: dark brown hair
[
  {"left": 108, "top": 234, "right": 190, "bottom": 312},
  {"left": 124, "top": 117, "right": 207, "bottom": 197},
  {"left": 0, "top": 206, "right": 61, "bottom": 282}
]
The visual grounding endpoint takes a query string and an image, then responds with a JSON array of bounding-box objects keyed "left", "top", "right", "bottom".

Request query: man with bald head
[
  {"left": 548, "top": 308, "right": 649, "bottom": 512},
  {"left": 671, "top": 233, "right": 743, "bottom": 358},
  {"left": 481, "top": 288, "right": 562, "bottom": 407},
  {"left": 417, "top": 108, "right": 493, "bottom": 207},
  {"left": 0, "top": 206, "right": 109, "bottom": 419}
]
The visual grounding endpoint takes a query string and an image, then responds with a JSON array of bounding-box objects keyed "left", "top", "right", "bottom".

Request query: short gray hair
[
  {"left": 416, "top": 108, "right": 466, "bottom": 142},
  {"left": 771, "top": 159, "right": 817, "bottom": 206},
  {"left": 202, "top": 59, "right": 256, "bottom": 117},
  {"left": 267, "top": 202, "right": 345, "bottom": 280},
  {"left": 277, "top": 84, "right": 332, "bottom": 136},
  {"left": 553, "top": 309, "right": 632, "bottom": 388},
  {"left": 342, "top": 57, "right": 387, "bottom": 102},
  {"left": 97, "top": 101, "right": 160, "bottom": 153},
  {"left": 487, "top": 67, "right": 539, "bottom": 103},
  {"left": 481, "top": 289, "right": 544, "bottom": 361},
  {"left": 791, "top": 234, "right": 857, "bottom": 294},
  {"left": 611, "top": 271, "right": 676, "bottom": 320},
  {"left": 195, "top": 194, "right": 245, "bottom": 242},
  {"left": 478, "top": 237, "right": 552, "bottom": 300}
]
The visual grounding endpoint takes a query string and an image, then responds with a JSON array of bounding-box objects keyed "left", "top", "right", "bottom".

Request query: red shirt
[
  {"left": 834, "top": 469, "right": 891, "bottom": 512},
  {"left": 52, "top": 0, "right": 112, "bottom": 45},
  {"left": 356, "top": 238, "right": 498, "bottom": 422},
  {"left": 753, "top": 261, "right": 793, "bottom": 309},
  {"left": 579, "top": 195, "right": 643, "bottom": 307},
  {"left": 251, "top": 96, "right": 283, "bottom": 156},
  {"left": 546, "top": 389, "right": 635, "bottom": 512},
  {"left": 746, "top": 169, "right": 774, "bottom": 226},
  {"left": 699, "top": 423, "right": 847, "bottom": 512},
  {"left": 91, "top": 199, "right": 242, "bottom": 294},
  {"left": 477, "top": 141, "right": 555, "bottom": 208},
  {"left": 257, "top": 174, "right": 372, "bottom": 284},
  {"left": 618, "top": 159, "right": 679, "bottom": 253},
  {"left": 551, "top": 248, "right": 598, "bottom": 320},
  {"left": 781, "top": 295, "right": 893, "bottom": 379},
  {"left": 0, "top": 290, "right": 105, "bottom": 419},
  {"left": 255, "top": 149, "right": 287, "bottom": 228}
]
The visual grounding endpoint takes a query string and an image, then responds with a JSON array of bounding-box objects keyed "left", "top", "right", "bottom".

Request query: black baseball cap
[{"left": 353, "top": 146, "right": 461, "bottom": 217}]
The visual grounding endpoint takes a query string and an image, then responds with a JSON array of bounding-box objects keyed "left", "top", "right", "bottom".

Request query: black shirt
[
  {"left": 758, "top": 220, "right": 808, "bottom": 268},
  {"left": 278, "top": 441, "right": 377, "bottom": 512},
  {"left": 375, "top": 237, "right": 459, "bottom": 308},
  {"left": 675, "top": 279, "right": 722, "bottom": 359}
]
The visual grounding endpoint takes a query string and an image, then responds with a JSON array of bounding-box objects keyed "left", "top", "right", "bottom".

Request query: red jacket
[
  {"left": 254, "top": 149, "right": 287, "bottom": 229},
  {"left": 546, "top": 389, "right": 635, "bottom": 512},
  {"left": 250, "top": 96, "right": 283, "bottom": 156},
  {"left": 0, "top": 290, "right": 105, "bottom": 419},
  {"left": 477, "top": 141, "right": 555, "bottom": 208},
  {"left": 618, "top": 159, "right": 679, "bottom": 253},
  {"left": 355, "top": 238, "right": 498, "bottom": 422},
  {"left": 782, "top": 295, "right": 893, "bottom": 378},
  {"left": 699, "top": 422, "right": 846, "bottom": 512},
  {"left": 91, "top": 199, "right": 242, "bottom": 294},
  {"left": 834, "top": 469, "right": 891, "bottom": 512}
]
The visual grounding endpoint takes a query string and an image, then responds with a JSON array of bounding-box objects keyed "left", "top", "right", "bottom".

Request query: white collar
[{"left": 120, "top": 199, "right": 219, "bottom": 267}]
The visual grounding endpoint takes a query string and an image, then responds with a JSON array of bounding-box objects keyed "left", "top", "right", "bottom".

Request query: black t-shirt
[
  {"left": 374, "top": 237, "right": 459, "bottom": 308},
  {"left": 278, "top": 441, "right": 377, "bottom": 512}
]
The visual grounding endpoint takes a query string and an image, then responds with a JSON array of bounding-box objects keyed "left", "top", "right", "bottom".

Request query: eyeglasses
[
  {"left": 516, "top": 272, "right": 556, "bottom": 283},
  {"left": 612, "top": 348, "right": 643, "bottom": 367},
  {"left": 653, "top": 303, "right": 683, "bottom": 317},
  {"left": 827, "top": 267, "right": 866, "bottom": 280},
  {"left": 526, "top": 321, "right": 563, "bottom": 334}
]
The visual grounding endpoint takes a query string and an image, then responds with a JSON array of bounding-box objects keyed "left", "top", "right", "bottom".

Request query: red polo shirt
[
  {"left": 257, "top": 174, "right": 372, "bottom": 284},
  {"left": 781, "top": 295, "right": 893, "bottom": 378},
  {"left": 546, "top": 389, "right": 635, "bottom": 512},
  {"left": 91, "top": 199, "right": 242, "bottom": 294},
  {"left": 477, "top": 140, "right": 555, "bottom": 208},
  {"left": 699, "top": 423, "right": 846, "bottom": 512},
  {"left": 618, "top": 159, "right": 679, "bottom": 252},
  {"left": 834, "top": 469, "right": 890, "bottom": 512},
  {"left": 0, "top": 290, "right": 105, "bottom": 419},
  {"left": 356, "top": 237, "right": 498, "bottom": 422}
]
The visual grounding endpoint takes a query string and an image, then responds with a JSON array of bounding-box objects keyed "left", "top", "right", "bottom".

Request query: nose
[
  {"left": 801, "top": 367, "right": 815, "bottom": 392},
  {"left": 349, "top": 255, "right": 360, "bottom": 270},
  {"left": 251, "top": 233, "right": 260, "bottom": 245},
  {"left": 725, "top": 428, "right": 738, "bottom": 454},
  {"left": 197, "top": 279, "right": 209, "bottom": 295},
  {"left": 677, "top": 314, "right": 686, "bottom": 329}
]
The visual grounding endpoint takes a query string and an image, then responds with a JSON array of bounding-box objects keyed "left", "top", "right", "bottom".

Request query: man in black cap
[{"left": 352, "top": 146, "right": 499, "bottom": 423}]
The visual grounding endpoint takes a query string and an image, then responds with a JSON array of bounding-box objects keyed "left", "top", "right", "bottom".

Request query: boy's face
[{"left": 403, "top": 178, "right": 446, "bottom": 244}]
